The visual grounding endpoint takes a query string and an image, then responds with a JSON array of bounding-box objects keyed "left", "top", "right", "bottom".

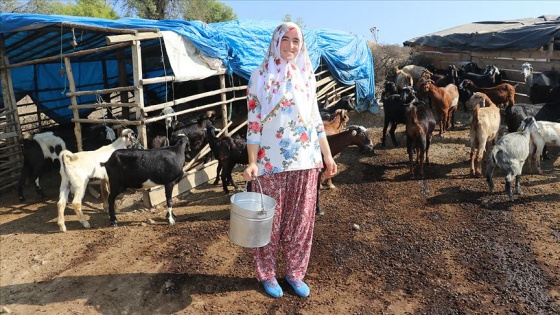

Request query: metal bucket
[{"left": 229, "top": 177, "right": 276, "bottom": 248}]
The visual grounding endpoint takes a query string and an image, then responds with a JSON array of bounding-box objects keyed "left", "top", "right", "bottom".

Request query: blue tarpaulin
[{"left": 0, "top": 14, "right": 378, "bottom": 123}]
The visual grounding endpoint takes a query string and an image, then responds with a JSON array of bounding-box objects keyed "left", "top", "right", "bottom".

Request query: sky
[{"left": 221, "top": 1, "right": 560, "bottom": 45}]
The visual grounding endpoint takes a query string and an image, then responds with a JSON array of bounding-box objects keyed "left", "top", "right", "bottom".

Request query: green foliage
[
  {"left": 0, "top": 0, "right": 56, "bottom": 14},
  {"left": 182, "top": 0, "right": 237, "bottom": 23},
  {"left": 0, "top": 0, "right": 117, "bottom": 18},
  {"left": 121, "top": 0, "right": 181, "bottom": 20},
  {"left": 282, "top": 14, "right": 306, "bottom": 29}
]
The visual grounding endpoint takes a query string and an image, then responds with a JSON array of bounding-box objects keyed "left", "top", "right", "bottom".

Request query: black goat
[
  {"left": 529, "top": 84, "right": 560, "bottom": 104},
  {"left": 381, "top": 86, "right": 416, "bottom": 147},
  {"left": 171, "top": 112, "right": 215, "bottom": 160},
  {"left": 319, "top": 95, "right": 356, "bottom": 120},
  {"left": 101, "top": 135, "right": 190, "bottom": 226},
  {"left": 217, "top": 133, "right": 248, "bottom": 194},
  {"left": 18, "top": 132, "right": 66, "bottom": 201},
  {"left": 205, "top": 125, "right": 240, "bottom": 190}
]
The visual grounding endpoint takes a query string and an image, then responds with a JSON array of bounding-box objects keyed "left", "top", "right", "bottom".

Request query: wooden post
[
  {"left": 219, "top": 74, "right": 229, "bottom": 135},
  {"left": 117, "top": 48, "right": 130, "bottom": 120},
  {"left": 131, "top": 40, "right": 147, "bottom": 147},
  {"left": 64, "top": 57, "right": 83, "bottom": 151},
  {"left": 0, "top": 35, "right": 24, "bottom": 192}
]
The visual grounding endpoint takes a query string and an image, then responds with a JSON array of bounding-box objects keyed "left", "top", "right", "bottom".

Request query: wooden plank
[
  {"left": 4, "top": 42, "right": 130, "bottom": 70},
  {"left": 140, "top": 75, "right": 175, "bottom": 85},
  {"left": 143, "top": 161, "right": 218, "bottom": 208},
  {"left": 66, "top": 85, "right": 135, "bottom": 98},
  {"left": 106, "top": 32, "right": 162, "bottom": 45}
]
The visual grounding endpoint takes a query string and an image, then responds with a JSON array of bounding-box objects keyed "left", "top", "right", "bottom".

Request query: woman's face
[{"left": 279, "top": 28, "right": 300, "bottom": 62}]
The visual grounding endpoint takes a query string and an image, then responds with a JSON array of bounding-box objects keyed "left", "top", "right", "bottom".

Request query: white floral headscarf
[{"left": 256, "top": 22, "right": 316, "bottom": 120}]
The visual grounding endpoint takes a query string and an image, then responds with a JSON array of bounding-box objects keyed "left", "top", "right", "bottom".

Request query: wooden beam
[
  {"left": 106, "top": 32, "right": 162, "bottom": 45},
  {"left": 3, "top": 42, "right": 130, "bottom": 70}
]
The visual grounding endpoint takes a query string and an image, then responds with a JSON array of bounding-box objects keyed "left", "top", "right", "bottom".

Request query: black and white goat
[
  {"left": 484, "top": 116, "right": 539, "bottom": 202},
  {"left": 18, "top": 132, "right": 66, "bottom": 201},
  {"left": 56, "top": 129, "right": 137, "bottom": 232},
  {"left": 101, "top": 134, "right": 190, "bottom": 226}
]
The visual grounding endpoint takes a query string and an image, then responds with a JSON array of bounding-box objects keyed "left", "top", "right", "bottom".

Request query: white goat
[
  {"left": 519, "top": 118, "right": 560, "bottom": 174},
  {"left": 485, "top": 116, "right": 539, "bottom": 202},
  {"left": 466, "top": 93, "right": 501, "bottom": 177},
  {"left": 520, "top": 62, "right": 533, "bottom": 85},
  {"left": 57, "top": 129, "right": 137, "bottom": 232}
]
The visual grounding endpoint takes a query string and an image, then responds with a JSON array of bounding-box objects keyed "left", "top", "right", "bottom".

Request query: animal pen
[
  {"left": 0, "top": 15, "right": 376, "bottom": 206},
  {"left": 404, "top": 15, "right": 560, "bottom": 103}
]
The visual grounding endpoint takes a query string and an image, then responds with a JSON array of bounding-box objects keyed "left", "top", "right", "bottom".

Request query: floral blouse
[{"left": 246, "top": 71, "right": 326, "bottom": 176}]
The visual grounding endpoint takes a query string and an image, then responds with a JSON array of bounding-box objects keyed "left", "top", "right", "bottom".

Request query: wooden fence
[{"left": 414, "top": 46, "right": 560, "bottom": 104}]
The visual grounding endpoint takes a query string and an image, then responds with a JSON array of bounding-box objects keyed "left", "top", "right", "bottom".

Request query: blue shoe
[
  {"left": 263, "top": 278, "right": 283, "bottom": 298},
  {"left": 286, "top": 277, "right": 310, "bottom": 297}
]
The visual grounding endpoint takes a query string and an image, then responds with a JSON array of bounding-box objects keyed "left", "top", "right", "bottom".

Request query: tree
[
  {"left": 0, "top": 0, "right": 117, "bottom": 18},
  {"left": 118, "top": 0, "right": 182, "bottom": 20},
  {"left": 118, "top": 0, "right": 236, "bottom": 22},
  {"left": 282, "top": 14, "right": 305, "bottom": 29},
  {"left": 181, "top": 0, "right": 237, "bottom": 23},
  {"left": 0, "top": 0, "right": 56, "bottom": 14},
  {"left": 52, "top": 0, "right": 118, "bottom": 19}
]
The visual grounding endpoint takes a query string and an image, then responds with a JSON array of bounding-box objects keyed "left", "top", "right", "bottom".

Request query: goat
[
  {"left": 56, "top": 129, "right": 137, "bottom": 232},
  {"left": 520, "top": 62, "right": 560, "bottom": 88},
  {"left": 404, "top": 101, "right": 436, "bottom": 179},
  {"left": 18, "top": 132, "right": 66, "bottom": 201},
  {"left": 319, "top": 95, "right": 356, "bottom": 120},
  {"left": 171, "top": 111, "right": 216, "bottom": 159},
  {"left": 101, "top": 135, "right": 190, "bottom": 226},
  {"left": 381, "top": 86, "right": 416, "bottom": 147},
  {"left": 397, "top": 65, "right": 432, "bottom": 84},
  {"left": 484, "top": 116, "right": 539, "bottom": 202},
  {"left": 466, "top": 93, "right": 501, "bottom": 177},
  {"left": 395, "top": 68, "right": 414, "bottom": 92},
  {"left": 316, "top": 125, "right": 374, "bottom": 215},
  {"left": 206, "top": 125, "right": 248, "bottom": 194},
  {"left": 459, "top": 79, "right": 516, "bottom": 108},
  {"left": 323, "top": 109, "right": 349, "bottom": 135},
  {"left": 381, "top": 81, "right": 398, "bottom": 100},
  {"left": 147, "top": 107, "right": 176, "bottom": 149},
  {"left": 519, "top": 118, "right": 560, "bottom": 174},
  {"left": 529, "top": 84, "right": 560, "bottom": 104},
  {"left": 459, "top": 71, "right": 502, "bottom": 89},
  {"left": 420, "top": 80, "right": 459, "bottom": 136},
  {"left": 462, "top": 62, "right": 486, "bottom": 75}
]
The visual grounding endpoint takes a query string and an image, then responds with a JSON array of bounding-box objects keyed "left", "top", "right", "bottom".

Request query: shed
[
  {"left": 0, "top": 14, "right": 377, "bottom": 203},
  {"left": 403, "top": 15, "right": 560, "bottom": 101}
]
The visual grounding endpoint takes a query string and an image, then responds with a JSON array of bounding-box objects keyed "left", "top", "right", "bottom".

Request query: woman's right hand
[{"left": 242, "top": 163, "right": 258, "bottom": 181}]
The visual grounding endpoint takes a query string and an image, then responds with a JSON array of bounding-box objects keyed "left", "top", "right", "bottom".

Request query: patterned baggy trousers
[{"left": 251, "top": 168, "right": 320, "bottom": 282}]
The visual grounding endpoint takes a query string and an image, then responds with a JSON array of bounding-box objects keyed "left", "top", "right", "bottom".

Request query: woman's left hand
[{"left": 323, "top": 155, "right": 337, "bottom": 178}]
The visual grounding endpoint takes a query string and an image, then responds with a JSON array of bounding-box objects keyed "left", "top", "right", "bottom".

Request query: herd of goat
[{"left": 15, "top": 62, "right": 560, "bottom": 231}]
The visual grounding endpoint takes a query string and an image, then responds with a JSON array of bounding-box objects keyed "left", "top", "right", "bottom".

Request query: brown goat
[
  {"left": 405, "top": 102, "right": 436, "bottom": 179},
  {"left": 466, "top": 93, "right": 501, "bottom": 177},
  {"left": 323, "top": 109, "right": 349, "bottom": 135},
  {"left": 395, "top": 68, "right": 414, "bottom": 92},
  {"left": 420, "top": 80, "right": 459, "bottom": 136},
  {"left": 459, "top": 79, "right": 516, "bottom": 108}
]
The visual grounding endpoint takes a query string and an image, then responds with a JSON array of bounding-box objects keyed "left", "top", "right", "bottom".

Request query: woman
[{"left": 242, "top": 22, "right": 337, "bottom": 298}]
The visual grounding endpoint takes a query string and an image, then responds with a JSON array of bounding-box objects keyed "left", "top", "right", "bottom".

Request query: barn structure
[
  {"left": 0, "top": 13, "right": 377, "bottom": 204},
  {"left": 403, "top": 15, "right": 560, "bottom": 103}
]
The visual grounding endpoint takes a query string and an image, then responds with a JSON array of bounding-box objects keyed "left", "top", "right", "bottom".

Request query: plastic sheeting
[
  {"left": 404, "top": 15, "right": 560, "bottom": 51},
  {"left": 0, "top": 14, "right": 378, "bottom": 123}
]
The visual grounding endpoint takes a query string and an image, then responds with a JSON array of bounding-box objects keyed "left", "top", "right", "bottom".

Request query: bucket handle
[{"left": 245, "top": 176, "right": 267, "bottom": 214}]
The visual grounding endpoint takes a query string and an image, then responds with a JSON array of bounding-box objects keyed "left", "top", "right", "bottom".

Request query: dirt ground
[{"left": 1, "top": 109, "right": 559, "bottom": 315}]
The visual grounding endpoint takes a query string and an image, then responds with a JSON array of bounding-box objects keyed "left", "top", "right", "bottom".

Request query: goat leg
[
  {"left": 389, "top": 122, "right": 399, "bottom": 147},
  {"left": 505, "top": 178, "right": 514, "bottom": 202},
  {"left": 515, "top": 175, "right": 523, "bottom": 196},
  {"left": 33, "top": 178, "right": 46, "bottom": 199},
  {"left": 164, "top": 184, "right": 176, "bottom": 226}
]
